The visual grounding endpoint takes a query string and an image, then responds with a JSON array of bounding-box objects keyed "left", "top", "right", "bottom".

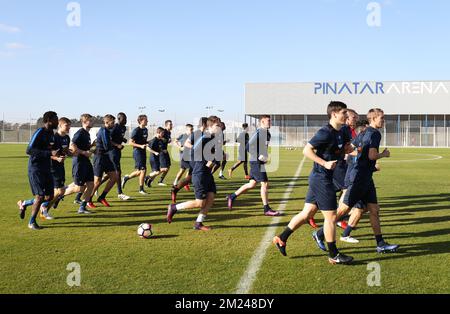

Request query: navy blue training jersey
[
  {"left": 131, "top": 127, "right": 149, "bottom": 150},
  {"left": 26, "top": 127, "right": 55, "bottom": 171},
  {"left": 190, "top": 130, "right": 214, "bottom": 175},
  {"left": 148, "top": 137, "right": 163, "bottom": 153},
  {"left": 111, "top": 124, "right": 127, "bottom": 147},
  {"left": 161, "top": 130, "right": 171, "bottom": 150},
  {"left": 309, "top": 124, "right": 351, "bottom": 178},
  {"left": 348, "top": 126, "right": 382, "bottom": 181},
  {"left": 72, "top": 128, "right": 92, "bottom": 163},
  {"left": 51, "top": 133, "right": 70, "bottom": 171},
  {"left": 177, "top": 134, "right": 191, "bottom": 162},
  {"left": 247, "top": 128, "right": 271, "bottom": 162},
  {"left": 96, "top": 127, "right": 113, "bottom": 154}
]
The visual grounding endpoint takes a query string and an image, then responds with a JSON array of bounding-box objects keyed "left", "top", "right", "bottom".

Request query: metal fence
[{"left": 2, "top": 124, "right": 450, "bottom": 148}]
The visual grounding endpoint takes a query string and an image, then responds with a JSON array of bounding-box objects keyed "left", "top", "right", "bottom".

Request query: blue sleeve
[
  {"left": 369, "top": 132, "right": 382, "bottom": 149},
  {"left": 26, "top": 129, "right": 50, "bottom": 158},
  {"left": 309, "top": 129, "right": 330, "bottom": 149},
  {"left": 131, "top": 128, "right": 138, "bottom": 141}
]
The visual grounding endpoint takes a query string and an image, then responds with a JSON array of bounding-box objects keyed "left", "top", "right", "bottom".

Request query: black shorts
[
  {"left": 249, "top": 161, "right": 268, "bottom": 183},
  {"left": 29, "top": 169, "right": 54, "bottom": 197},
  {"left": 109, "top": 149, "right": 122, "bottom": 172},
  {"left": 180, "top": 159, "right": 191, "bottom": 170},
  {"left": 73, "top": 160, "right": 94, "bottom": 186},
  {"left": 93, "top": 154, "right": 115, "bottom": 178},
  {"left": 344, "top": 178, "right": 378, "bottom": 209},
  {"left": 51, "top": 167, "right": 66, "bottom": 189},
  {"left": 133, "top": 149, "right": 147, "bottom": 171},
  {"left": 305, "top": 172, "right": 337, "bottom": 211},
  {"left": 150, "top": 154, "right": 161, "bottom": 172},
  {"left": 160, "top": 152, "right": 171, "bottom": 169},
  {"left": 192, "top": 173, "right": 216, "bottom": 200}
]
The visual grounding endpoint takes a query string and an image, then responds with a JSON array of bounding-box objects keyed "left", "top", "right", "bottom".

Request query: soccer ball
[{"left": 137, "top": 223, "right": 153, "bottom": 239}]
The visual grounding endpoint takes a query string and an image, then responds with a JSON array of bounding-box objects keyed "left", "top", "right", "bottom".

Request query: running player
[
  {"left": 172, "top": 124, "right": 194, "bottom": 188},
  {"left": 70, "top": 114, "right": 96, "bottom": 214},
  {"left": 144, "top": 127, "right": 166, "bottom": 187},
  {"left": 91, "top": 114, "right": 119, "bottom": 207},
  {"left": 109, "top": 112, "right": 130, "bottom": 200},
  {"left": 157, "top": 120, "right": 173, "bottom": 186},
  {"left": 226, "top": 115, "right": 280, "bottom": 216},
  {"left": 228, "top": 123, "right": 250, "bottom": 179},
  {"left": 166, "top": 116, "right": 222, "bottom": 230},
  {"left": 122, "top": 115, "right": 149, "bottom": 194},
  {"left": 39, "top": 117, "right": 72, "bottom": 219},
  {"left": 314, "top": 109, "right": 399, "bottom": 253},
  {"left": 17, "top": 111, "right": 58, "bottom": 230},
  {"left": 170, "top": 118, "right": 208, "bottom": 203},
  {"left": 273, "top": 101, "right": 354, "bottom": 264}
]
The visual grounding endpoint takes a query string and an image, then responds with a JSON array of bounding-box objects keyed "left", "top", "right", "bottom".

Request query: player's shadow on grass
[
  {"left": 379, "top": 193, "right": 450, "bottom": 209},
  {"left": 356, "top": 228, "right": 450, "bottom": 241},
  {"left": 381, "top": 215, "right": 450, "bottom": 227}
]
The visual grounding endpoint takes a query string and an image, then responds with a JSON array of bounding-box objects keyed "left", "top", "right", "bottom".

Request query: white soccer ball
[{"left": 137, "top": 223, "right": 153, "bottom": 239}]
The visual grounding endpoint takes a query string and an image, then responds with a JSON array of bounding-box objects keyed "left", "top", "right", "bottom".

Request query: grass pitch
[{"left": 0, "top": 144, "right": 449, "bottom": 294}]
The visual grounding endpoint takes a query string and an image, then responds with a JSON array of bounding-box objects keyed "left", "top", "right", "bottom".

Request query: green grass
[{"left": 0, "top": 144, "right": 449, "bottom": 294}]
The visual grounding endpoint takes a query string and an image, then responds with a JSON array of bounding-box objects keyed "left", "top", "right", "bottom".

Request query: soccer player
[
  {"left": 157, "top": 120, "right": 173, "bottom": 186},
  {"left": 18, "top": 117, "right": 71, "bottom": 221},
  {"left": 226, "top": 115, "right": 280, "bottom": 217},
  {"left": 172, "top": 124, "right": 194, "bottom": 188},
  {"left": 17, "top": 111, "right": 58, "bottom": 230},
  {"left": 215, "top": 121, "right": 228, "bottom": 180},
  {"left": 91, "top": 114, "right": 119, "bottom": 207},
  {"left": 170, "top": 118, "right": 208, "bottom": 203},
  {"left": 228, "top": 123, "right": 250, "bottom": 179},
  {"left": 106, "top": 112, "right": 130, "bottom": 200},
  {"left": 272, "top": 101, "right": 354, "bottom": 264},
  {"left": 166, "top": 116, "right": 222, "bottom": 231},
  {"left": 144, "top": 127, "right": 166, "bottom": 187},
  {"left": 70, "top": 114, "right": 96, "bottom": 214},
  {"left": 314, "top": 109, "right": 399, "bottom": 254},
  {"left": 122, "top": 115, "right": 149, "bottom": 194},
  {"left": 40, "top": 117, "right": 72, "bottom": 219}
]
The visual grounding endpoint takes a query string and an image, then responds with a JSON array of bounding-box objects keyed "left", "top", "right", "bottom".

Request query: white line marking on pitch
[
  {"left": 235, "top": 156, "right": 307, "bottom": 294},
  {"left": 381, "top": 154, "right": 443, "bottom": 163}
]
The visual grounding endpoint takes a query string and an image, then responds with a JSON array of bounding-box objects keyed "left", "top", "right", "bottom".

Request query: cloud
[
  {"left": 0, "top": 23, "right": 21, "bottom": 33},
  {"left": 5, "top": 42, "right": 27, "bottom": 50}
]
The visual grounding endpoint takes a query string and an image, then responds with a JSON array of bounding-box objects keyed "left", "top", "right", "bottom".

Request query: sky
[{"left": 1, "top": 0, "right": 450, "bottom": 124}]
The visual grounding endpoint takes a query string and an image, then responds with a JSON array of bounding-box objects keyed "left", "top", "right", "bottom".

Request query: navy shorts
[
  {"left": 180, "top": 159, "right": 191, "bottom": 170},
  {"left": 249, "top": 161, "right": 268, "bottom": 183},
  {"left": 305, "top": 172, "right": 337, "bottom": 211},
  {"left": 73, "top": 160, "right": 94, "bottom": 186},
  {"left": 192, "top": 173, "right": 216, "bottom": 200},
  {"left": 29, "top": 169, "right": 54, "bottom": 197},
  {"left": 51, "top": 167, "right": 66, "bottom": 189},
  {"left": 93, "top": 154, "right": 115, "bottom": 178},
  {"left": 344, "top": 178, "right": 378, "bottom": 209},
  {"left": 133, "top": 149, "right": 147, "bottom": 171},
  {"left": 109, "top": 149, "right": 122, "bottom": 172},
  {"left": 150, "top": 154, "right": 161, "bottom": 172},
  {"left": 160, "top": 152, "right": 171, "bottom": 169}
]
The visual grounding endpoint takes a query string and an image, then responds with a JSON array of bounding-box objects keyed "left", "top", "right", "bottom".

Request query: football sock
[
  {"left": 342, "top": 226, "right": 353, "bottom": 237},
  {"left": 75, "top": 192, "right": 82, "bottom": 202},
  {"left": 279, "top": 227, "right": 293, "bottom": 242},
  {"left": 264, "top": 204, "right": 272, "bottom": 212},
  {"left": 99, "top": 192, "right": 107, "bottom": 200},
  {"left": 175, "top": 203, "right": 186, "bottom": 211},
  {"left": 230, "top": 193, "right": 237, "bottom": 201},
  {"left": 139, "top": 185, "right": 144, "bottom": 192},
  {"left": 41, "top": 201, "right": 50, "bottom": 209},
  {"left": 327, "top": 242, "right": 339, "bottom": 258},
  {"left": 159, "top": 172, "right": 168, "bottom": 183},
  {"left": 375, "top": 234, "right": 385, "bottom": 246},
  {"left": 196, "top": 214, "right": 206, "bottom": 223}
]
